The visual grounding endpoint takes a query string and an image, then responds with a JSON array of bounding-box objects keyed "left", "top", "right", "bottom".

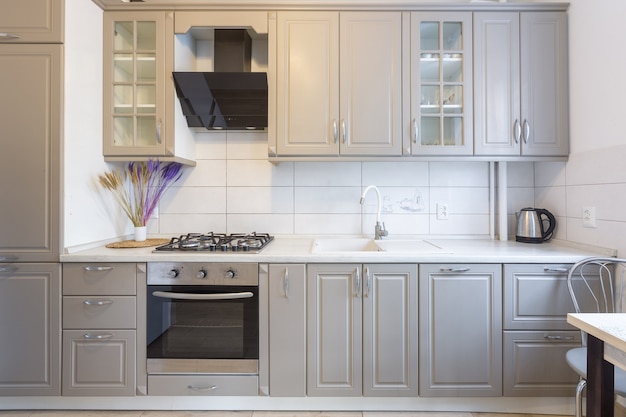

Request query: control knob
[
  {"left": 225, "top": 269, "right": 236, "bottom": 279},
  {"left": 168, "top": 268, "right": 180, "bottom": 279},
  {"left": 197, "top": 269, "right": 207, "bottom": 279}
]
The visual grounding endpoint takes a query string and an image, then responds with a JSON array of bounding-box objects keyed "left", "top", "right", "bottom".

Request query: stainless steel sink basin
[{"left": 311, "top": 238, "right": 450, "bottom": 254}]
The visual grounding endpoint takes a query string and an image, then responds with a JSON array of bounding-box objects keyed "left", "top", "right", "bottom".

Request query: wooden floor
[{"left": 0, "top": 412, "right": 574, "bottom": 417}]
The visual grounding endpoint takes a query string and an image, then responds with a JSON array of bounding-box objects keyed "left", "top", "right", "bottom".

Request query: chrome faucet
[{"left": 360, "top": 185, "right": 388, "bottom": 240}]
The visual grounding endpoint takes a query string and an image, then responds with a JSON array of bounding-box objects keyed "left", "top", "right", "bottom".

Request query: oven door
[{"left": 146, "top": 285, "right": 258, "bottom": 375}]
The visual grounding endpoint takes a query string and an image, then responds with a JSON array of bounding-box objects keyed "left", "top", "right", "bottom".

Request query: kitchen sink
[{"left": 311, "top": 238, "right": 450, "bottom": 254}]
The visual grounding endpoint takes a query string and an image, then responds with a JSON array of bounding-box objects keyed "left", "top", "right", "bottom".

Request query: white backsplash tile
[
  {"left": 161, "top": 186, "right": 226, "bottom": 214},
  {"left": 227, "top": 160, "right": 294, "bottom": 187},
  {"left": 362, "top": 161, "right": 429, "bottom": 186},
  {"left": 429, "top": 161, "right": 490, "bottom": 187},
  {"left": 429, "top": 214, "right": 490, "bottom": 236},
  {"left": 227, "top": 186, "right": 294, "bottom": 214},
  {"left": 295, "top": 162, "right": 361, "bottom": 186},
  {"left": 429, "top": 187, "right": 489, "bottom": 214},
  {"left": 535, "top": 161, "right": 566, "bottom": 187},
  {"left": 506, "top": 162, "right": 534, "bottom": 187},
  {"left": 507, "top": 187, "right": 535, "bottom": 215},
  {"left": 227, "top": 213, "right": 294, "bottom": 234},
  {"left": 295, "top": 187, "right": 362, "bottom": 214},
  {"left": 226, "top": 131, "right": 268, "bottom": 160},
  {"left": 159, "top": 213, "right": 227, "bottom": 234},
  {"left": 181, "top": 160, "right": 227, "bottom": 187},
  {"left": 295, "top": 214, "right": 362, "bottom": 235},
  {"left": 194, "top": 131, "right": 227, "bottom": 160}
]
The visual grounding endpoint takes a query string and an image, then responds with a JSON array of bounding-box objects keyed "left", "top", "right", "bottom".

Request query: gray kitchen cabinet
[
  {"left": 265, "top": 264, "right": 307, "bottom": 397},
  {"left": 272, "top": 11, "right": 402, "bottom": 157},
  {"left": 408, "top": 12, "right": 473, "bottom": 156},
  {"left": 307, "top": 263, "right": 418, "bottom": 397},
  {"left": 62, "top": 263, "right": 141, "bottom": 396},
  {"left": 502, "top": 264, "right": 582, "bottom": 397},
  {"left": 0, "top": 264, "right": 61, "bottom": 396},
  {"left": 474, "top": 12, "right": 568, "bottom": 157},
  {"left": 102, "top": 12, "right": 193, "bottom": 164},
  {"left": 419, "top": 263, "right": 502, "bottom": 397},
  {"left": 0, "top": 43, "right": 62, "bottom": 262},
  {"left": 0, "top": 0, "right": 64, "bottom": 43}
]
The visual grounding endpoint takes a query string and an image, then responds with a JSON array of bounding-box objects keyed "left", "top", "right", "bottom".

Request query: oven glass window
[{"left": 147, "top": 285, "right": 258, "bottom": 360}]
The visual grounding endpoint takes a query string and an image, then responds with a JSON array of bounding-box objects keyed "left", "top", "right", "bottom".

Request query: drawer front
[
  {"left": 62, "top": 329, "right": 136, "bottom": 396},
  {"left": 503, "top": 330, "right": 581, "bottom": 397},
  {"left": 63, "top": 263, "right": 136, "bottom": 295},
  {"left": 504, "top": 264, "right": 574, "bottom": 330},
  {"left": 63, "top": 296, "right": 136, "bottom": 329},
  {"left": 148, "top": 375, "right": 258, "bottom": 396}
]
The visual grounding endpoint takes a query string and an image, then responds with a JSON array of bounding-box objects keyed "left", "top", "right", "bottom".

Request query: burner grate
[{"left": 154, "top": 232, "right": 273, "bottom": 253}]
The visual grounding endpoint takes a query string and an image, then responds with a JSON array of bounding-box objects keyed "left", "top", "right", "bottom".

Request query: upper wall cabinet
[
  {"left": 272, "top": 11, "right": 403, "bottom": 157},
  {"left": 409, "top": 12, "right": 473, "bottom": 156},
  {"left": 102, "top": 12, "right": 195, "bottom": 165},
  {"left": 473, "top": 12, "right": 568, "bottom": 156},
  {"left": 0, "top": 0, "right": 63, "bottom": 44}
]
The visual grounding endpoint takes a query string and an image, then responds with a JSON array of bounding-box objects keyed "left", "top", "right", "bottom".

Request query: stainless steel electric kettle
[{"left": 515, "top": 208, "right": 556, "bottom": 243}]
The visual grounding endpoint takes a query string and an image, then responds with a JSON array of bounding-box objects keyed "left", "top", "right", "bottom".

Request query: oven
[{"left": 146, "top": 262, "right": 260, "bottom": 376}]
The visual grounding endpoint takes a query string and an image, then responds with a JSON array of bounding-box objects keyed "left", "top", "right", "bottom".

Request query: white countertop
[
  {"left": 567, "top": 313, "right": 626, "bottom": 354},
  {"left": 60, "top": 236, "right": 615, "bottom": 264}
]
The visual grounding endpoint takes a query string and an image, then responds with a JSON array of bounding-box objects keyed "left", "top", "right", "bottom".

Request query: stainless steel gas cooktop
[{"left": 153, "top": 232, "right": 273, "bottom": 253}]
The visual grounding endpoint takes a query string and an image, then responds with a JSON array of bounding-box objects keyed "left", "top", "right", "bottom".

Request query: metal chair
[{"left": 566, "top": 257, "right": 626, "bottom": 417}]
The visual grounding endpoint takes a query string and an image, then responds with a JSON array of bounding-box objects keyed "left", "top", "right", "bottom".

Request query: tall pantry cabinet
[{"left": 0, "top": 0, "right": 63, "bottom": 395}]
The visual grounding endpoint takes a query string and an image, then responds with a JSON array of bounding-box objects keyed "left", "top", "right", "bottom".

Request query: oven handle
[{"left": 151, "top": 291, "right": 254, "bottom": 300}]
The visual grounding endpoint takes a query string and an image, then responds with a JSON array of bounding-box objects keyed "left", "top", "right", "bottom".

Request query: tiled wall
[{"left": 155, "top": 131, "right": 504, "bottom": 238}]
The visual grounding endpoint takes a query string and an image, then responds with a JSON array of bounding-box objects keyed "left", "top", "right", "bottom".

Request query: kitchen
[{"left": 1, "top": 0, "right": 626, "bottom": 414}]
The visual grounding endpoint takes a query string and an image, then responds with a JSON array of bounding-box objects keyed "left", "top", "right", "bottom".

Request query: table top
[{"left": 567, "top": 313, "right": 626, "bottom": 352}]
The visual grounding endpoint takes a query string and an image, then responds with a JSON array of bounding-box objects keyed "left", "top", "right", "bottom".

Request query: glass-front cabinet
[
  {"left": 409, "top": 12, "right": 472, "bottom": 155},
  {"left": 103, "top": 12, "right": 169, "bottom": 159}
]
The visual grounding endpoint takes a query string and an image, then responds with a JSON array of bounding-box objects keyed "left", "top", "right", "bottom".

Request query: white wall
[{"left": 535, "top": 0, "right": 626, "bottom": 257}]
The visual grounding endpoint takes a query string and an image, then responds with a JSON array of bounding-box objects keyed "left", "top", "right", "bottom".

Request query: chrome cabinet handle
[
  {"left": 84, "top": 266, "right": 114, "bottom": 271},
  {"left": 333, "top": 120, "right": 338, "bottom": 144},
  {"left": 157, "top": 118, "right": 162, "bottom": 144},
  {"left": 413, "top": 118, "right": 418, "bottom": 144},
  {"left": 0, "top": 256, "right": 19, "bottom": 262},
  {"left": 152, "top": 291, "right": 253, "bottom": 300},
  {"left": 544, "top": 267, "right": 569, "bottom": 273},
  {"left": 341, "top": 119, "right": 347, "bottom": 144},
  {"left": 522, "top": 119, "right": 530, "bottom": 143},
  {"left": 544, "top": 335, "right": 574, "bottom": 341},
  {"left": 439, "top": 267, "right": 471, "bottom": 273},
  {"left": 364, "top": 267, "right": 371, "bottom": 298},
  {"left": 188, "top": 385, "right": 217, "bottom": 392},
  {"left": 283, "top": 268, "right": 290, "bottom": 299},
  {"left": 0, "top": 266, "right": 18, "bottom": 274},
  {"left": 83, "top": 299, "right": 114, "bottom": 306},
  {"left": 83, "top": 333, "right": 114, "bottom": 340},
  {"left": 513, "top": 119, "right": 521, "bottom": 144},
  {"left": 354, "top": 268, "right": 361, "bottom": 298},
  {"left": 0, "top": 33, "right": 21, "bottom": 40}
]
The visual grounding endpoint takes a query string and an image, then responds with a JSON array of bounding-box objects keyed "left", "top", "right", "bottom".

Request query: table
[{"left": 567, "top": 313, "right": 626, "bottom": 417}]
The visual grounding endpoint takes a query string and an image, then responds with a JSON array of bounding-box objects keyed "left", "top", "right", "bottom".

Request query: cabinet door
[
  {"left": 103, "top": 12, "right": 169, "bottom": 158},
  {"left": 410, "top": 12, "right": 473, "bottom": 155},
  {"left": 62, "top": 329, "right": 136, "bottom": 396},
  {"left": 474, "top": 12, "right": 568, "bottom": 157},
  {"left": 339, "top": 12, "right": 402, "bottom": 156},
  {"left": 0, "top": 264, "right": 61, "bottom": 395},
  {"left": 307, "top": 264, "right": 362, "bottom": 396},
  {"left": 276, "top": 12, "right": 339, "bottom": 156},
  {"left": 0, "top": 0, "right": 63, "bottom": 43},
  {"left": 473, "top": 12, "right": 521, "bottom": 156},
  {"left": 0, "top": 44, "right": 61, "bottom": 262},
  {"left": 363, "top": 264, "right": 418, "bottom": 397},
  {"left": 419, "top": 264, "right": 502, "bottom": 397},
  {"left": 520, "top": 12, "right": 568, "bottom": 156},
  {"left": 267, "top": 264, "right": 306, "bottom": 397}
]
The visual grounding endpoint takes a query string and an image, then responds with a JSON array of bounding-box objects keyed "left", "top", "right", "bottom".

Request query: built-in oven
[{"left": 146, "top": 262, "right": 259, "bottom": 378}]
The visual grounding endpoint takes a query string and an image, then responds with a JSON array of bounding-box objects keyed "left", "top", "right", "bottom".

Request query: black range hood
[{"left": 173, "top": 29, "right": 268, "bottom": 131}]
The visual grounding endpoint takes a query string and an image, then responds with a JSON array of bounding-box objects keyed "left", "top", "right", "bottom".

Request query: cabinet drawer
[
  {"left": 63, "top": 296, "right": 136, "bottom": 329},
  {"left": 148, "top": 374, "right": 258, "bottom": 396},
  {"left": 503, "top": 264, "right": 574, "bottom": 330},
  {"left": 503, "top": 330, "right": 581, "bottom": 397},
  {"left": 62, "top": 329, "right": 135, "bottom": 396},
  {"left": 63, "top": 263, "right": 136, "bottom": 295}
]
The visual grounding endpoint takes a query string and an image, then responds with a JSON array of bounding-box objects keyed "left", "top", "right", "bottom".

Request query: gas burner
[{"left": 154, "top": 232, "right": 274, "bottom": 253}]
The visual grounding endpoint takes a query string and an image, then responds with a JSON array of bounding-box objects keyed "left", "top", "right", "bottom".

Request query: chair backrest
[{"left": 567, "top": 257, "right": 626, "bottom": 344}]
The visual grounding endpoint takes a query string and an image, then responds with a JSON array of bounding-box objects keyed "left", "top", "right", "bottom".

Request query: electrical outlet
[
  {"left": 582, "top": 206, "right": 596, "bottom": 228},
  {"left": 437, "top": 203, "right": 449, "bottom": 220}
]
